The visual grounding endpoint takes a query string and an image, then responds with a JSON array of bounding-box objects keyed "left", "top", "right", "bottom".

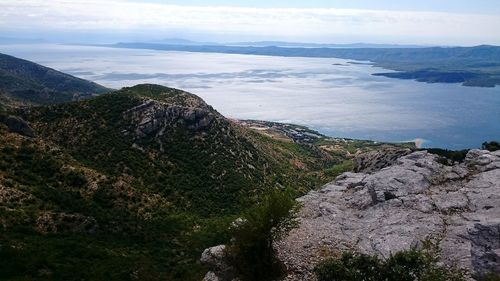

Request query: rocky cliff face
[
  {"left": 123, "top": 99, "right": 217, "bottom": 138},
  {"left": 275, "top": 149, "right": 500, "bottom": 280}
]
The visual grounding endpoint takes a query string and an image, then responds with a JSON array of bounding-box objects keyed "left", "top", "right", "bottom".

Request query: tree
[
  {"left": 482, "top": 141, "right": 500, "bottom": 152},
  {"left": 227, "top": 189, "right": 299, "bottom": 281}
]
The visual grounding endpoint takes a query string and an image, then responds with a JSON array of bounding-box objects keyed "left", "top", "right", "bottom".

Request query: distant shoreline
[{"left": 101, "top": 42, "right": 500, "bottom": 88}]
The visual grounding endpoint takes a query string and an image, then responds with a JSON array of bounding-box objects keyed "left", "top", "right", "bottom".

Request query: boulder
[{"left": 200, "top": 245, "right": 239, "bottom": 281}]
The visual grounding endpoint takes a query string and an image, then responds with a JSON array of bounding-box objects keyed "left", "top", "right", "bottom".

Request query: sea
[{"left": 1, "top": 43, "right": 499, "bottom": 149}]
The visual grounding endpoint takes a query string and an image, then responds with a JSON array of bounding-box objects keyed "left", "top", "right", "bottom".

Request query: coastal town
[{"left": 235, "top": 119, "right": 326, "bottom": 144}]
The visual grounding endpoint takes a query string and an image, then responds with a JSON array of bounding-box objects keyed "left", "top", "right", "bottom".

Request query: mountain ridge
[{"left": 0, "top": 52, "right": 111, "bottom": 106}]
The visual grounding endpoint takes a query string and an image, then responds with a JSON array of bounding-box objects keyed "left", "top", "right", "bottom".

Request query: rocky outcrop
[
  {"left": 275, "top": 149, "right": 500, "bottom": 280},
  {"left": 123, "top": 100, "right": 216, "bottom": 137}
]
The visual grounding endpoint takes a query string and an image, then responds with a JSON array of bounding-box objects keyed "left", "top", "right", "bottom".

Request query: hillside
[
  {"left": 0, "top": 52, "right": 111, "bottom": 106},
  {"left": 23, "top": 84, "right": 343, "bottom": 214},
  {"left": 1, "top": 83, "right": 408, "bottom": 280}
]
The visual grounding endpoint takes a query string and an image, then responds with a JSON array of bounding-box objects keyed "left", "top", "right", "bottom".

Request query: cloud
[{"left": 1, "top": 0, "right": 500, "bottom": 44}]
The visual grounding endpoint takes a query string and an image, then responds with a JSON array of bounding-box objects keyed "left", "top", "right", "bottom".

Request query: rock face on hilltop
[
  {"left": 275, "top": 149, "right": 500, "bottom": 280},
  {"left": 123, "top": 99, "right": 216, "bottom": 137},
  {"left": 118, "top": 85, "right": 227, "bottom": 141}
]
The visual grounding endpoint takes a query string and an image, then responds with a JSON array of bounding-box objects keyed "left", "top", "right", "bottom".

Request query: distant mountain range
[
  {"left": 0, "top": 36, "right": 430, "bottom": 48},
  {"left": 226, "top": 41, "right": 429, "bottom": 48},
  {"left": 151, "top": 38, "right": 428, "bottom": 48}
]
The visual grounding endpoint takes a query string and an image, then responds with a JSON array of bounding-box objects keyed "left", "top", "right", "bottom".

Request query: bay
[{"left": 1, "top": 43, "right": 499, "bottom": 149}]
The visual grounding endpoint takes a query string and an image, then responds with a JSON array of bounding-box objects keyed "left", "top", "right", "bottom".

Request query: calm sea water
[{"left": 1, "top": 44, "right": 499, "bottom": 149}]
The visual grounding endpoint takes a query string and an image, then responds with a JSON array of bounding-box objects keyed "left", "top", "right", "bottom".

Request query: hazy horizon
[
  {"left": 1, "top": 0, "right": 500, "bottom": 46},
  {"left": 0, "top": 36, "right": 459, "bottom": 48}
]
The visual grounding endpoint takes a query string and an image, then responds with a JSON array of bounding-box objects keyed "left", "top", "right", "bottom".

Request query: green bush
[
  {"left": 315, "top": 242, "right": 465, "bottom": 281},
  {"left": 482, "top": 141, "right": 500, "bottom": 152},
  {"left": 315, "top": 252, "right": 383, "bottom": 281},
  {"left": 227, "top": 189, "right": 299, "bottom": 281},
  {"left": 324, "top": 160, "right": 353, "bottom": 178},
  {"left": 425, "top": 148, "right": 468, "bottom": 164}
]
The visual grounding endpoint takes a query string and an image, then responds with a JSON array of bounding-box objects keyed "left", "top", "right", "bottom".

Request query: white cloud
[{"left": 1, "top": 0, "right": 500, "bottom": 44}]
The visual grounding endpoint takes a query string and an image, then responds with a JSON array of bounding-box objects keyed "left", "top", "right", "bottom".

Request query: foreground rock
[
  {"left": 201, "top": 245, "right": 239, "bottom": 281},
  {"left": 275, "top": 149, "right": 500, "bottom": 280}
]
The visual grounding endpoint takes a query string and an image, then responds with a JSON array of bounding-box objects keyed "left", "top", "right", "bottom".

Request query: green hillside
[{"left": 1, "top": 84, "right": 367, "bottom": 280}]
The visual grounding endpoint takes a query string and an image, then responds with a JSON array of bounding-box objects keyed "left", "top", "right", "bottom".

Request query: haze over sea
[{"left": 2, "top": 44, "right": 499, "bottom": 149}]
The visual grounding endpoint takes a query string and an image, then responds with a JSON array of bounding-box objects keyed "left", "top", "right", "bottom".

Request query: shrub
[
  {"left": 325, "top": 160, "right": 354, "bottom": 178},
  {"left": 315, "top": 252, "right": 383, "bottom": 281},
  {"left": 227, "top": 189, "right": 299, "bottom": 281},
  {"left": 315, "top": 241, "right": 465, "bottom": 281},
  {"left": 482, "top": 141, "right": 500, "bottom": 152},
  {"left": 425, "top": 148, "right": 468, "bottom": 164}
]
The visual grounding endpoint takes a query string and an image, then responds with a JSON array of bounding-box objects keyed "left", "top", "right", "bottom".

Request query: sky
[{"left": 1, "top": 0, "right": 500, "bottom": 45}]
